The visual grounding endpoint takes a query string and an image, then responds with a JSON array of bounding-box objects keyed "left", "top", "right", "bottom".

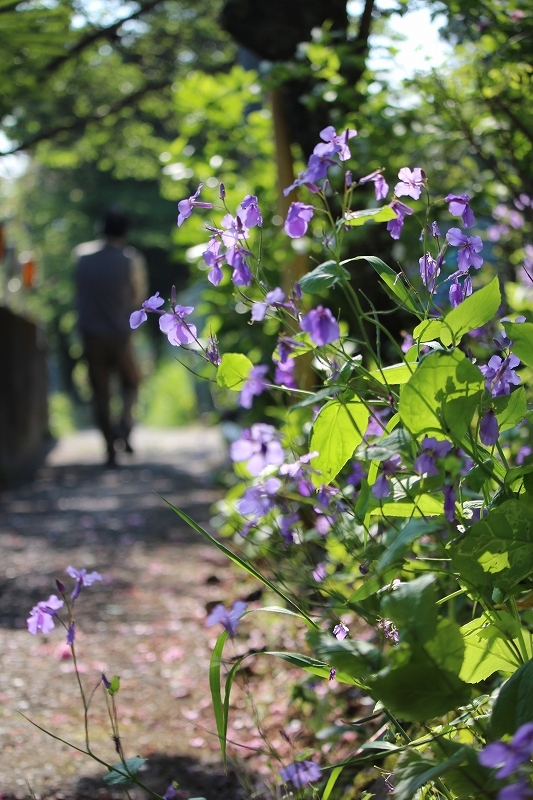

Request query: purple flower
[
  {"left": 238, "top": 195, "right": 262, "bottom": 228},
  {"left": 480, "top": 409, "right": 499, "bottom": 446},
  {"left": 414, "top": 437, "right": 452, "bottom": 477},
  {"left": 480, "top": 354, "right": 521, "bottom": 397},
  {"left": 237, "top": 477, "right": 281, "bottom": 518},
  {"left": 280, "top": 760, "right": 321, "bottom": 788},
  {"left": 517, "top": 446, "right": 532, "bottom": 465},
  {"left": 377, "top": 618, "right": 399, "bottom": 644},
  {"left": 394, "top": 167, "right": 425, "bottom": 200},
  {"left": 443, "top": 485, "right": 456, "bottom": 522},
  {"left": 345, "top": 170, "right": 353, "bottom": 188},
  {"left": 386, "top": 199, "right": 414, "bottom": 240},
  {"left": 239, "top": 365, "right": 269, "bottom": 409},
  {"left": 279, "top": 451, "right": 318, "bottom": 478},
  {"left": 274, "top": 357, "right": 297, "bottom": 389},
  {"left": 333, "top": 622, "right": 349, "bottom": 640},
  {"left": 206, "top": 600, "right": 247, "bottom": 638},
  {"left": 346, "top": 462, "right": 366, "bottom": 486},
  {"left": 67, "top": 622, "right": 76, "bottom": 646},
  {"left": 359, "top": 170, "right": 389, "bottom": 200},
  {"left": 478, "top": 723, "right": 533, "bottom": 779},
  {"left": 221, "top": 213, "right": 249, "bottom": 249},
  {"left": 27, "top": 595, "right": 64, "bottom": 635},
  {"left": 252, "top": 287, "right": 285, "bottom": 322},
  {"left": 300, "top": 306, "right": 339, "bottom": 346},
  {"left": 372, "top": 455, "right": 402, "bottom": 499},
  {"left": 312, "top": 562, "right": 327, "bottom": 582},
  {"left": 446, "top": 194, "right": 475, "bottom": 228},
  {"left": 279, "top": 513, "right": 299, "bottom": 544},
  {"left": 203, "top": 238, "right": 225, "bottom": 286},
  {"left": 401, "top": 331, "right": 414, "bottom": 353},
  {"left": 365, "top": 408, "right": 390, "bottom": 438},
  {"left": 314, "top": 125, "right": 357, "bottom": 161},
  {"left": 159, "top": 305, "right": 197, "bottom": 346},
  {"left": 372, "top": 474, "right": 391, "bottom": 499},
  {"left": 66, "top": 566, "right": 102, "bottom": 600},
  {"left": 177, "top": 184, "right": 212, "bottom": 227},
  {"left": 431, "top": 221, "right": 441, "bottom": 238},
  {"left": 130, "top": 292, "right": 165, "bottom": 329},
  {"left": 447, "top": 228, "right": 484, "bottom": 271},
  {"left": 329, "top": 668, "right": 337, "bottom": 681},
  {"left": 205, "top": 335, "right": 221, "bottom": 366},
  {"left": 449, "top": 275, "right": 473, "bottom": 307},
  {"left": 284, "top": 202, "right": 315, "bottom": 238},
  {"left": 498, "top": 780, "right": 533, "bottom": 800},
  {"left": 419, "top": 253, "right": 440, "bottom": 292},
  {"left": 230, "top": 423, "right": 283, "bottom": 476},
  {"left": 219, "top": 183, "right": 226, "bottom": 200}
]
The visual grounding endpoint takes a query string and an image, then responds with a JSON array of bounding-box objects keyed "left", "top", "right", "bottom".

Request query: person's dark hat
[{"left": 102, "top": 206, "right": 130, "bottom": 237}]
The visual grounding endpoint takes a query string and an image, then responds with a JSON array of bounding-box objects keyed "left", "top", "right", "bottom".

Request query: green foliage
[
  {"left": 491, "top": 658, "right": 533, "bottom": 738},
  {"left": 216, "top": 353, "right": 254, "bottom": 391},
  {"left": 139, "top": 358, "right": 196, "bottom": 427},
  {"left": 310, "top": 400, "right": 368, "bottom": 486},
  {"left": 103, "top": 756, "right": 147, "bottom": 786}
]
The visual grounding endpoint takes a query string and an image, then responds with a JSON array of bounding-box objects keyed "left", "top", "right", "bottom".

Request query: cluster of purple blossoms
[
  {"left": 203, "top": 209, "right": 257, "bottom": 288},
  {"left": 480, "top": 354, "right": 521, "bottom": 397},
  {"left": 130, "top": 291, "right": 198, "bottom": 348},
  {"left": 284, "top": 125, "right": 357, "bottom": 196},
  {"left": 230, "top": 424, "right": 284, "bottom": 476},
  {"left": 206, "top": 600, "right": 247, "bottom": 638},
  {"left": 449, "top": 274, "right": 473, "bottom": 308},
  {"left": 280, "top": 760, "right": 321, "bottom": 788},
  {"left": 27, "top": 566, "right": 102, "bottom": 639},
  {"left": 479, "top": 723, "right": 533, "bottom": 799},
  {"left": 237, "top": 477, "right": 281, "bottom": 518}
]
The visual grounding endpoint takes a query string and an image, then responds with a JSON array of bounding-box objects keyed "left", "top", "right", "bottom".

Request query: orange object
[{"left": 21, "top": 259, "right": 36, "bottom": 288}]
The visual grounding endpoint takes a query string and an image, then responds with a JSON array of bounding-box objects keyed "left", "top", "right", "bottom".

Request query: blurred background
[{"left": 0, "top": 0, "right": 531, "bottom": 480}]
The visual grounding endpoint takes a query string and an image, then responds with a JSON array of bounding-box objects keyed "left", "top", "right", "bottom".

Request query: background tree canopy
[{"left": 0, "top": 0, "right": 531, "bottom": 424}]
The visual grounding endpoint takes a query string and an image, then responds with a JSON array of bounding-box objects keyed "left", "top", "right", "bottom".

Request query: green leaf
[
  {"left": 399, "top": 349, "right": 484, "bottom": 439},
  {"left": 491, "top": 657, "right": 533, "bottom": 738},
  {"left": 290, "top": 386, "right": 341, "bottom": 410},
  {"left": 460, "top": 615, "right": 527, "bottom": 683},
  {"left": 413, "top": 318, "right": 444, "bottom": 343},
  {"left": 376, "top": 520, "right": 443, "bottom": 571},
  {"left": 298, "top": 260, "right": 350, "bottom": 293},
  {"left": 353, "top": 256, "right": 420, "bottom": 314},
  {"left": 209, "top": 631, "right": 228, "bottom": 764},
  {"left": 494, "top": 387, "right": 527, "bottom": 432},
  {"left": 502, "top": 321, "right": 533, "bottom": 367},
  {"left": 321, "top": 766, "right": 344, "bottom": 800},
  {"left": 381, "top": 574, "right": 438, "bottom": 646},
  {"left": 392, "top": 747, "right": 468, "bottom": 800},
  {"left": 425, "top": 618, "right": 465, "bottom": 675},
  {"left": 310, "top": 399, "right": 368, "bottom": 486},
  {"left": 163, "top": 499, "right": 319, "bottom": 629},
  {"left": 108, "top": 675, "right": 120, "bottom": 696},
  {"left": 369, "top": 494, "right": 444, "bottom": 518},
  {"left": 104, "top": 757, "right": 147, "bottom": 786},
  {"left": 369, "top": 648, "right": 470, "bottom": 721},
  {"left": 216, "top": 353, "right": 253, "bottom": 390},
  {"left": 439, "top": 277, "right": 501, "bottom": 346},
  {"left": 307, "top": 632, "right": 379, "bottom": 681},
  {"left": 356, "top": 427, "right": 411, "bottom": 462},
  {"left": 450, "top": 500, "right": 533, "bottom": 592},
  {"left": 266, "top": 651, "right": 357, "bottom": 684},
  {"left": 368, "top": 363, "right": 417, "bottom": 385},
  {"left": 344, "top": 205, "right": 396, "bottom": 226}
]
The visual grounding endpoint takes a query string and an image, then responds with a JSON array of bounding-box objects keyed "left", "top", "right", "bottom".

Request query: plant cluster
[{"left": 26, "top": 123, "right": 533, "bottom": 799}]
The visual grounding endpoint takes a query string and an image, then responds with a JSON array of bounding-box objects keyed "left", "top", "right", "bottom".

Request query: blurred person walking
[{"left": 74, "top": 207, "right": 147, "bottom": 466}]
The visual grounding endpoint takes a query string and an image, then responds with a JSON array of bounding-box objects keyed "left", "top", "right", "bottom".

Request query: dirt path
[{"left": 0, "top": 426, "right": 254, "bottom": 800}]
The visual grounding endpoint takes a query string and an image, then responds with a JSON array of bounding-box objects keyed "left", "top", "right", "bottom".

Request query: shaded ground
[{"left": 0, "top": 426, "right": 256, "bottom": 800}]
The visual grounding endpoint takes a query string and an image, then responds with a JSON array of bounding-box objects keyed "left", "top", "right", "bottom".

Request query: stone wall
[{"left": 0, "top": 306, "right": 50, "bottom": 484}]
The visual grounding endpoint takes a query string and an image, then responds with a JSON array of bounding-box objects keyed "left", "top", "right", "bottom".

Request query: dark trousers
[{"left": 83, "top": 333, "right": 139, "bottom": 454}]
